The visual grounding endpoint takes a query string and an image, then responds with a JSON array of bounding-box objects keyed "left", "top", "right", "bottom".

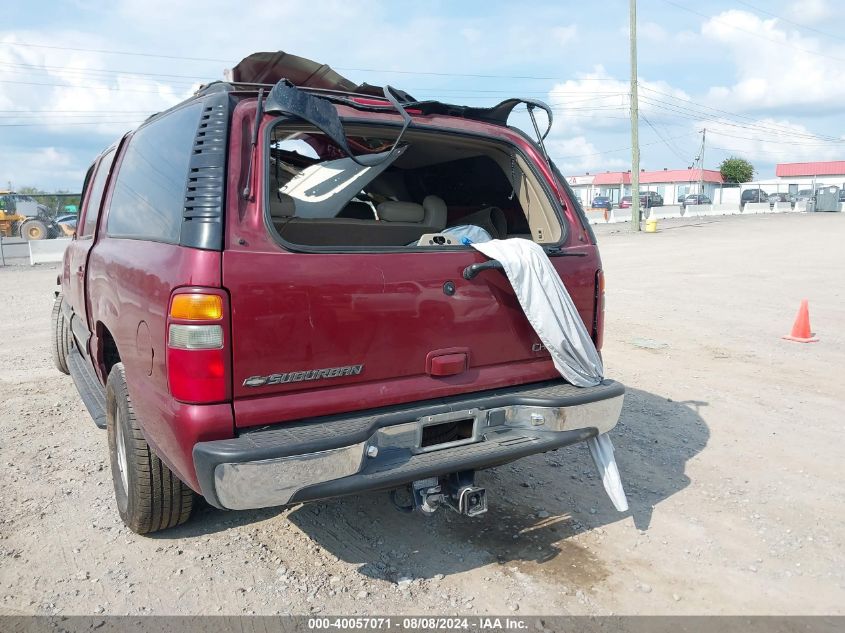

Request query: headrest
[
  {"left": 456, "top": 206, "right": 508, "bottom": 238},
  {"left": 378, "top": 201, "right": 424, "bottom": 222},
  {"left": 269, "top": 192, "right": 296, "bottom": 219},
  {"left": 422, "top": 195, "right": 447, "bottom": 230}
]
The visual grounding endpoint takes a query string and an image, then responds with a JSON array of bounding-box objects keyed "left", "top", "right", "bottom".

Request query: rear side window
[
  {"left": 79, "top": 149, "right": 116, "bottom": 238},
  {"left": 107, "top": 102, "right": 202, "bottom": 242}
]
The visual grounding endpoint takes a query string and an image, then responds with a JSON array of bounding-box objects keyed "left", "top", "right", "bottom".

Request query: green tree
[{"left": 720, "top": 157, "right": 755, "bottom": 183}]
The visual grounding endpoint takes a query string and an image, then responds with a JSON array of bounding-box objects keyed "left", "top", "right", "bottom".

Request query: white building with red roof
[
  {"left": 774, "top": 161, "right": 845, "bottom": 196},
  {"left": 567, "top": 167, "right": 724, "bottom": 208}
]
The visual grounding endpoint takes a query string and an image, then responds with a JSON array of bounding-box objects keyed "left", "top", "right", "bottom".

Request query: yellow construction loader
[{"left": 0, "top": 191, "right": 60, "bottom": 240}]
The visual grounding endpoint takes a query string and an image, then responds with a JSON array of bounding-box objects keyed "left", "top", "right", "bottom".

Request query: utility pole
[
  {"left": 699, "top": 128, "right": 706, "bottom": 199},
  {"left": 629, "top": 0, "right": 641, "bottom": 230}
]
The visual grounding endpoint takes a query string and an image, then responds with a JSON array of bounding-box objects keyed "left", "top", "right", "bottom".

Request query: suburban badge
[{"left": 243, "top": 364, "right": 364, "bottom": 387}]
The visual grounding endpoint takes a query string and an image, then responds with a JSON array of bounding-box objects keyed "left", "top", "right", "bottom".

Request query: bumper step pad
[{"left": 290, "top": 426, "right": 596, "bottom": 504}]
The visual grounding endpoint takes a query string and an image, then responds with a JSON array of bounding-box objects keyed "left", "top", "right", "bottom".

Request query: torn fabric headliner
[{"left": 228, "top": 51, "right": 553, "bottom": 130}]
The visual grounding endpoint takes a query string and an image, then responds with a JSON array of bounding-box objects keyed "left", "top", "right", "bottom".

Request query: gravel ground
[{"left": 0, "top": 212, "right": 843, "bottom": 616}]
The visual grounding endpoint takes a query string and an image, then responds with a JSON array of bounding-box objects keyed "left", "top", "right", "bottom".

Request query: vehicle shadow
[
  {"left": 155, "top": 387, "right": 708, "bottom": 582},
  {"left": 280, "top": 386, "right": 709, "bottom": 582}
]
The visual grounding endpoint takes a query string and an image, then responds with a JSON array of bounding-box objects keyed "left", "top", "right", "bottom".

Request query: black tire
[
  {"left": 20, "top": 219, "right": 48, "bottom": 240},
  {"left": 106, "top": 363, "right": 194, "bottom": 534},
  {"left": 51, "top": 294, "right": 73, "bottom": 374}
]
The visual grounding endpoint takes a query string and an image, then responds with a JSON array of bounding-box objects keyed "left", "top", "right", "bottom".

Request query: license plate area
[{"left": 414, "top": 409, "right": 481, "bottom": 453}]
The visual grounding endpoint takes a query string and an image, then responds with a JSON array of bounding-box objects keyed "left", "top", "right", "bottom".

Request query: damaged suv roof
[{"left": 219, "top": 50, "right": 554, "bottom": 132}]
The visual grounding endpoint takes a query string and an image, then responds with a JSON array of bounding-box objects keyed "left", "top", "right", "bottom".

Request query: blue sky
[{"left": 2, "top": 0, "right": 844, "bottom": 191}]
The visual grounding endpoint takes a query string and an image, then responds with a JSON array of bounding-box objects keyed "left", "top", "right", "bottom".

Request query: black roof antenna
[{"left": 241, "top": 88, "right": 265, "bottom": 200}]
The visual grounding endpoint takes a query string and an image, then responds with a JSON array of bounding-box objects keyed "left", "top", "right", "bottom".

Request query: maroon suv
[{"left": 52, "top": 51, "right": 624, "bottom": 534}]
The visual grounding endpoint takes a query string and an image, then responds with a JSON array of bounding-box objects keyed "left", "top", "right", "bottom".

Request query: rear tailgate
[{"left": 224, "top": 246, "right": 598, "bottom": 429}]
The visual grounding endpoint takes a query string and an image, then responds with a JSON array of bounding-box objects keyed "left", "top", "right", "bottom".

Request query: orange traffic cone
[{"left": 782, "top": 299, "right": 819, "bottom": 343}]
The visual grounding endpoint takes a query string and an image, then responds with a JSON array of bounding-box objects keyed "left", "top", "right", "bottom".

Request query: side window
[
  {"left": 106, "top": 102, "right": 202, "bottom": 242},
  {"left": 79, "top": 149, "right": 116, "bottom": 238}
]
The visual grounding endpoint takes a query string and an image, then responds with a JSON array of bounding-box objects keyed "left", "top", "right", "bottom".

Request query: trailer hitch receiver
[{"left": 409, "top": 472, "right": 488, "bottom": 517}]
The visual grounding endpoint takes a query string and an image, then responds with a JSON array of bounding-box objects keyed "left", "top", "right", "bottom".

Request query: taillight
[
  {"left": 167, "top": 290, "right": 230, "bottom": 404},
  {"left": 593, "top": 269, "right": 605, "bottom": 350}
]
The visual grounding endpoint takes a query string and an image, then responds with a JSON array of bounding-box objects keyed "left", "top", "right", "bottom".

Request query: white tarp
[
  {"left": 471, "top": 238, "right": 604, "bottom": 387},
  {"left": 470, "top": 238, "right": 628, "bottom": 512},
  {"left": 587, "top": 433, "right": 629, "bottom": 512}
]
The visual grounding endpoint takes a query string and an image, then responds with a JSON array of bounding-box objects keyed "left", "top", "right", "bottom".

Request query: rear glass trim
[{"left": 260, "top": 116, "right": 569, "bottom": 254}]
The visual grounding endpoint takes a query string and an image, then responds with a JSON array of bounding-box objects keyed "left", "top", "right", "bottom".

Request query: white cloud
[
  {"left": 545, "top": 135, "right": 628, "bottom": 175},
  {"left": 1, "top": 2, "right": 591, "bottom": 189},
  {"left": 3, "top": 146, "right": 86, "bottom": 188},
  {"left": 701, "top": 9, "right": 845, "bottom": 113},
  {"left": 787, "top": 0, "right": 832, "bottom": 23},
  {"left": 703, "top": 116, "right": 845, "bottom": 163},
  {"left": 551, "top": 25, "right": 578, "bottom": 45},
  {"left": 0, "top": 31, "right": 196, "bottom": 137},
  {"left": 543, "top": 65, "right": 689, "bottom": 134},
  {"left": 639, "top": 22, "right": 668, "bottom": 40}
]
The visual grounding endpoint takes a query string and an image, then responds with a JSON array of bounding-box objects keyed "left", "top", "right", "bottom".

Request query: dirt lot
[{"left": 0, "top": 212, "right": 843, "bottom": 616}]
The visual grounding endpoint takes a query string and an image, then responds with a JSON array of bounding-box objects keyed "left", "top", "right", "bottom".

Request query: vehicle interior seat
[
  {"left": 450, "top": 206, "right": 508, "bottom": 238},
  {"left": 337, "top": 201, "right": 376, "bottom": 219},
  {"left": 270, "top": 194, "right": 449, "bottom": 247},
  {"left": 377, "top": 195, "right": 447, "bottom": 232}
]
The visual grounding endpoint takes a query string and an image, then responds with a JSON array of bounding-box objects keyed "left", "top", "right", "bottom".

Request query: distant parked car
[
  {"left": 619, "top": 193, "right": 663, "bottom": 209},
  {"left": 839, "top": 189, "right": 845, "bottom": 203},
  {"left": 741, "top": 189, "right": 767, "bottom": 205},
  {"left": 55, "top": 214, "right": 78, "bottom": 237},
  {"left": 767, "top": 192, "right": 793, "bottom": 208},
  {"left": 795, "top": 189, "right": 814, "bottom": 202},
  {"left": 683, "top": 194, "right": 711, "bottom": 207},
  {"left": 591, "top": 196, "right": 612, "bottom": 210},
  {"left": 641, "top": 191, "right": 664, "bottom": 207}
]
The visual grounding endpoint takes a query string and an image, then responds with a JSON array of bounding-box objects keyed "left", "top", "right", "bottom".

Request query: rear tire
[
  {"left": 20, "top": 219, "right": 48, "bottom": 240},
  {"left": 51, "top": 294, "right": 73, "bottom": 374},
  {"left": 106, "top": 363, "right": 194, "bottom": 534}
]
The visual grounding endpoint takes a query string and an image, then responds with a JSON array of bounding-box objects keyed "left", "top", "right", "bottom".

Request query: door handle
[{"left": 462, "top": 260, "right": 503, "bottom": 280}]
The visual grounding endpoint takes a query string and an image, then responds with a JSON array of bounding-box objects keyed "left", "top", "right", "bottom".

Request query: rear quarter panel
[{"left": 86, "top": 238, "right": 231, "bottom": 489}]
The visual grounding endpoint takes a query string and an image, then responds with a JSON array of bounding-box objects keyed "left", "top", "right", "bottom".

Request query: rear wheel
[
  {"left": 107, "top": 363, "right": 194, "bottom": 534},
  {"left": 20, "top": 219, "right": 49, "bottom": 240},
  {"left": 51, "top": 294, "right": 73, "bottom": 374}
]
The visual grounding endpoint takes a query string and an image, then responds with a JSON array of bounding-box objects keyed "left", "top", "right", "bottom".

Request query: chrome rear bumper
[{"left": 193, "top": 379, "right": 624, "bottom": 510}]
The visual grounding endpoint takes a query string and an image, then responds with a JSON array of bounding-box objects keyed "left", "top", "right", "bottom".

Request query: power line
[
  {"left": 638, "top": 93, "right": 844, "bottom": 143},
  {"left": 0, "top": 60, "right": 210, "bottom": 83},
  {"left": 0, "top": 78, "right": 191, "bottom": 95},
  {"left": 636, "top": 85, "right": 844, "bottom": 142},
  {"left": 0, "top": 120, "right": 143, "bottom": 127},
  {"left": 642, "top": 114, "right": 691, "bottom": 163},
  {"left": 660, "top": 0, "right": 845, "bottom": 64},
  {"left": 0, "top": 59, "right": 631, "bottom": 95},
  {"left": 0, "top": 40, "right": 622, "bottom": 82},
  {"left": 550, "top": 131, "right": 697, "bottom": 161},
  {"left": 640, "top": 97, "right": 840, "bottom": 143},
  {"left": 733, "top": 0, "right": 845, "bottom": 43},
  {"left": 0, "top": 41, "right": 231, "bottom": 63},
  {"left": 705, "top": 128, "right": 845, "bottom": 147},
  {"left": 0, "top": 109, "right": 154, "bottom": 114}
]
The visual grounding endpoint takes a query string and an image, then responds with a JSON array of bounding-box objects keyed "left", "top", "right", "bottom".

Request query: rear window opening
[{"left": 263, "top": 121, "right": 564, "bottom": 249}]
